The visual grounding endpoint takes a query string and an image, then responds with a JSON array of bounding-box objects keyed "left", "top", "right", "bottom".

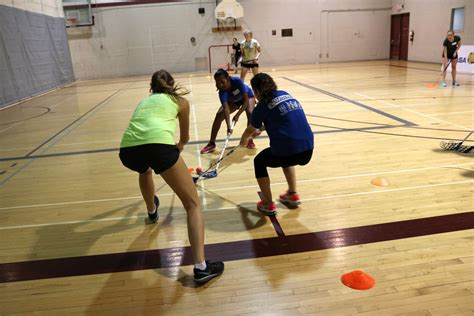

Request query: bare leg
[
  {"left": 257, "top": 177, "right": 272, "bottom": 204},
  {"left": 209, "top": 111, "right": 226, "bottom": 143},
  {"left": 282, "top": 166, "right": 297, "bottom": 193},
  {"left": 442, "top": 59, "right": 448, "bottom": 81},
  {"left": 244, "top": 98, "right": 256, "bottom": 127},
  {"left": 251, "top": 66, "right": 259, "bottom": 77},
  {"left": 160, "top": 157, "right": 205, "bottom": 264},
  {"left": 452, "top": 59, "right": 458, "bottom": 82},
  {"left": 139, "top": 168, "right": 155, "bottom": 212},
  {"left": 240, "top": 67, "right": 248, "bottom": 82}
]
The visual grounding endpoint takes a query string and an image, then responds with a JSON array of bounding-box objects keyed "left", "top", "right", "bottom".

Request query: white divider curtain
[{"left": 0, "top": 5, "right": 74, "bottom": 108}]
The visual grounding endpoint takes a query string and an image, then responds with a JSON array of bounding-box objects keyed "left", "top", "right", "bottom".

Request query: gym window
[{"left": 451, "top": 7, "right": 464, "bottom": 32}]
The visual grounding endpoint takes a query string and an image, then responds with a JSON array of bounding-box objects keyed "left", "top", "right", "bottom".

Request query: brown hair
[
  {"left": 149, "top": 70, "right": 189, "bottom": 101},
  {"left": 250, "top": 73, "right": 277, "bottom": 103}
]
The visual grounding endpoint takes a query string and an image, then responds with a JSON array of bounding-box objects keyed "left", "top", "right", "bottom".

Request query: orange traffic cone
[
  {"left": 341, "top": 270, "right": 376, "bottom": 290},
  {"left": 371, "top": 177, "right": 389, "bottom": 187}
]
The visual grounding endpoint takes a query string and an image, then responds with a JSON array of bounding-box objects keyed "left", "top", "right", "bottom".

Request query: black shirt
[
  {"left": 443, "top": 36, "right": 461, "bottom": 58},
  {"left": 232, "top": 43, "right": 241, "bottom": 54}
]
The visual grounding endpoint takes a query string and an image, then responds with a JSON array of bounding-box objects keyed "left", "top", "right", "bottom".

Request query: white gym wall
[{"left": 63, "top": 0, "right": 472, "bottom": 80}]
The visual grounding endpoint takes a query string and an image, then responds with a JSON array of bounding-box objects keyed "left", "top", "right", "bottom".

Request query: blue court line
[
  {"left": 2, "top": 124, "right": 452, "bottom": 163},
  {"left": 282, "top": 77, "right": 416, "bottom": 126},
  {"left": 25, "top": 90, "right": 122, "bottom": 157},
  {"left": 0, "top": 90, "right": 124, "bottom": 187}
]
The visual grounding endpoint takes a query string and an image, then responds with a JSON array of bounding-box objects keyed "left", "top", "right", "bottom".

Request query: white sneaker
[
  {"left": 441, "top": 81, "right": 447, "bottom": 87},
  {"left": 453, "top": 81, "right": 460, "bottom": 86}
]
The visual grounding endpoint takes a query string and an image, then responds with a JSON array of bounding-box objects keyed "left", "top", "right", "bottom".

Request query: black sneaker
[
  {"left": 193, "top": 260, "right": 224, "bottom": 284},
  {"left": 148, "top": 195, "right": 159, "bottom": 223}
]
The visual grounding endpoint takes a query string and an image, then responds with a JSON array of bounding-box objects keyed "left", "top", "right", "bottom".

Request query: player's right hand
[{"left": 251, "top": 129, "right": 262, "bottom": 138}]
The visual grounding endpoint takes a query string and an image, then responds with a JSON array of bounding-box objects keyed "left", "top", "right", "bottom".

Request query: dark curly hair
[
  {"left": 149, "top": 70, "right": 189, "bottom": 101},
  {"left": 250, "top": 73, "right": 277, "bottom": 103}
]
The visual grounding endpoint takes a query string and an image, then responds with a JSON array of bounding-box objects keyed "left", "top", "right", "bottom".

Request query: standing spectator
[
  {"left": 232, "top": 37, "right": 241, "bottom": 74},
  {"left": 239, "top": 30, "right": 261, "bottom": 82}
]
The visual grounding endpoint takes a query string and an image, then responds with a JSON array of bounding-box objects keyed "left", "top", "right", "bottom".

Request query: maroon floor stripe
[
  {"left": 269, "top": 215, "right": 286, "bottom": 237},
  {"left": 0, "top": 212, "right": 472, "bottom": 283}
]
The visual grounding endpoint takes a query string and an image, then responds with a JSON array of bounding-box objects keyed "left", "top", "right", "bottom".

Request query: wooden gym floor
[{"left": 0, "top": 60, "right": 473, "bottom": 315}]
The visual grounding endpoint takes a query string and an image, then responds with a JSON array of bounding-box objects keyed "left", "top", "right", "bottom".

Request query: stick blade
[
  {"left": 202, "top": 169, "right": 218, "bottom": 179},
  {"left": 458, "top": 145, "right": 473, "bottom": 153},
  {"left": 440, "top": 141, "right": 461, "bottom": 151}
]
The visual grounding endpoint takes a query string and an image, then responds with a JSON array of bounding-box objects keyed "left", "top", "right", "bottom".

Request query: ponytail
[{"left": 149, "top": 70, "right": 189, "bottom": 101}]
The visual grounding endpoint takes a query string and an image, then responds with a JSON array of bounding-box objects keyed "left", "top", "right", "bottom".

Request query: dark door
[
  {"left": 390, "top": 15, "right": 401, "bottom": 59},
  {"left": 390, "top": 13, "right": 410, "bottom": 60}
]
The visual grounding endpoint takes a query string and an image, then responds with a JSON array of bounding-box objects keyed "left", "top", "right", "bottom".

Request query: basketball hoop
[
  {"left": 66, "top": 18, "right": 79, "bottom": 28},
  {"left": 214, "top": 0, "right": 244, "bottom": 19}
]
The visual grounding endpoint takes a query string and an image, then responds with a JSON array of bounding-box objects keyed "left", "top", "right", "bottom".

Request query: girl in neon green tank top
[{"left": 119, "top": 70, "right": 224, "bottom": 283}]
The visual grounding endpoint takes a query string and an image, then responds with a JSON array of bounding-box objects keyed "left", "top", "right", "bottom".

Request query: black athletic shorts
[
  {"left": 241, "top": 62, "right": 259, "bottom": 68},
  {"left": 254, "top": 148, "right": 313, "bottom": 178},
  {"left": 443, "top": 52, "right": 457, "bottom": 60},
  {"left": 119, "top": 143, "right": 179, "bottom": 174}
]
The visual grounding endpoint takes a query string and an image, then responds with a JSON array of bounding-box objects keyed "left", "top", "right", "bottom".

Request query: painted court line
[
  {"left": 189, "top": 77, "right": 208, "bottom": 208},
  {"left": 355, "top": 92, "right": 471, "bottom": 131},
  {"left": 0, "top": 125, "right": 399, "bottom": 162},
  {"left": 1, "top": 162, "right": 472, "bottom": 211},
  {"left": 282, "top": 77, "right": 416, "bottom": 126},
  {"left": 0, "top": 90, "right": 124, "bottom": 187},
  {"left": 1, "top": 212, "right": 472, "bottom": 283},
  {"left": 26, "top": 90, "right": 123, "bottom": 157},
  {"left": 0, "top": 215, "right": 142, "bottom": 230},
  {"left": 6, "top": 159, "right": 474, "bottom": 208},
  {"left": 0, "top": 180, "right": 471, "bottom": 230},
  {"left": 427, "top": 110, "right": 474, "bottom": 116}
]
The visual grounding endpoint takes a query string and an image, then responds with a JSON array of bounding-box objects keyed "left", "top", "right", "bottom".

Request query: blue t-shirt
[
  {"left": 251, "top": 90, "right": 314, "bottom": 156},
  {"left": 218, "top": 77, "right": 254, "bottom": 105}
]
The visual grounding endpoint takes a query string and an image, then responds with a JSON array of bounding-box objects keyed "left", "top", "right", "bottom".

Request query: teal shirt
[{"left": 120, "top": 94, "right": 179, "bottom": 148}]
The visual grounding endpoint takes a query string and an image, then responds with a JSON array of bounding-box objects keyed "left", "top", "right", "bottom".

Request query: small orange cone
[
  {"left": 341, "top": 270, "right": 376, "bottom": 290},
  {"left": 371, "top": 177, "right": 389, "bottom": 187},
  {"left": 188, "top": 168, "right": 194, "bottom": 173},
  {"left": 426, "top": 82, "right": 438, "bottom": 89}
]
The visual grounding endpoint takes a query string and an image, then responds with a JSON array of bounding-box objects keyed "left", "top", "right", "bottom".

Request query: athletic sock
[{"left": 194, "top": 261, "right": 207, "bottom": 271}]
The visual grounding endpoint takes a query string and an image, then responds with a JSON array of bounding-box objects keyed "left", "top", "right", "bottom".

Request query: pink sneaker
[
  {"left": 279, "top": 191, "right": 301, "bottom": 207},
  {"left": 257, "top": 200, "right": 277, "bottom": 215},
  {"left": 200, "top": 142, "right": 216, "bottom": 154},
  {"left": 247, "top": 139, "right": 256, "bottom": 149}
]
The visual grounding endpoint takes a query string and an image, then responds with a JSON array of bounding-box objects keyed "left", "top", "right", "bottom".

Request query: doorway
[{"left": 390, "top": 13, "right": 410, "bottom": 60}]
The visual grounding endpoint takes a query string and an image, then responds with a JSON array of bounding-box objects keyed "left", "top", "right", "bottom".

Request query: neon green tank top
[{"left": 120, "top": 94, "right": 179, "bottom": 148}]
